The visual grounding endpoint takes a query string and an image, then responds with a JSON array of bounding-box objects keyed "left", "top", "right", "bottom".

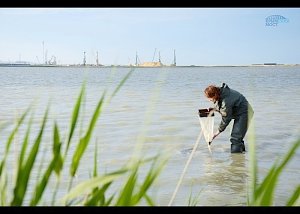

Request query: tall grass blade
[
  {"left": 17, "top": 114, "right": 34, "bottom": 174},
  {"left": 144, "top": 193, "right": 155, "bottom": 206},
  {"left": 29, "top": 122, "right": 63, "bottom": 205},
  {"left": 11, "top": 107, "right": 49, "bottom": 205},
  {"left": 115, "top": 164, "right": 138, "bottom": 206},
  {"left": 62, "top": 169, "right": 127, "bottom": 204},
  {"left": 258, "top": 139, "right": 300, "bottom": 205},
  {"left": 71, "top": 67, "right": 134, "bottom": 177},
  {"left": 0, "top": 168, "right": 8, "bottom": 205},
  {"left": 110, "top": 67, "right": 134, "bottom": 99},
  {"left": 187, "top": 188, "right": 202, "bottom": 206},
  {"left": 30, "top": 158, "right": 54, "bottom": 205},
  {"left": 53, "top": 122, "right": 63, "bottom": 176},
  {"left": 132, "top": 156, "right": 168, "bottom": 205},
  {"left": 70, "top": 92, "right": 105, "bottom": 177},
  {"left": 0, "top": 107, "right": 30, "bottom": 175},
  {"left": 104, "top": 194, "right": 115, "bottom": 206},
  {"left": 93, "top": 140, "right": 98, "bottom": 177},
  {"left": 247, "top": 118, "right": 258, "bottom": 203},
  {"left": 82, "top": 140, "right": 103, "bottom": 206},
  {"left": 286, "top": 185, "right": 300, "bottom": 206},
  {"left": 250, "top": 138, "right": 300, "bottom": 205},
  {"left": 84, "top": 182, "right": 112, "bottom": 206},
  {"left": 65, "top": 83, "right": 85, "bottom": 155},
  {"left": 252, "top": 165, "right": 277, "bottom": 205}
]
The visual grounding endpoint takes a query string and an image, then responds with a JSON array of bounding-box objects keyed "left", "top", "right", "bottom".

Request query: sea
[{"left": 0, "top": 65, "right": 299, "bottom": 206}]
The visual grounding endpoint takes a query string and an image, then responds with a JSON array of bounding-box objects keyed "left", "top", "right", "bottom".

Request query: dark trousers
[
  {"left": 230, "top": 106, "right": 254, "bottom": 152},
  {"left": 230, "top": 113, "right": 249, "bottom": 145}
]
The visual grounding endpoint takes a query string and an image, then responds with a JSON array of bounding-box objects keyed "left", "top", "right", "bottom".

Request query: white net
[{"left": 199, "top": 116, "right": 214, "bottom": 144}]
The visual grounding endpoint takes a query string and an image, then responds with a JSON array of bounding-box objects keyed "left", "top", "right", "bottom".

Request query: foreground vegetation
[
  {"left": 247, "top": 120, "right": 300, "bottom": 206},
  {"left": 0, "top": 68, "right": 167, "bottom": 206}
]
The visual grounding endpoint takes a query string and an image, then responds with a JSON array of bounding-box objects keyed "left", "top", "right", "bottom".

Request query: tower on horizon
[
  {"left": 83, "top": 51, "right": 86, "bottom": 66},
  {"left": 96, "top": 51, "right": 99, "bottom": 66}
]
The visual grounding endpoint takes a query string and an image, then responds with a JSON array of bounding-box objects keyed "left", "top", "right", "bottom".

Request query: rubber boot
[
  {"left": 241, "top": 141, "right": 246, "bottom": 152},
  {"left": 231, "top": 143, "right": 244, "bottom": 153}
]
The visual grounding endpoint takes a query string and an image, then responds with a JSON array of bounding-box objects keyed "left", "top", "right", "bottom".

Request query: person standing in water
[{"left": 204, "top": 83, "right": 254, "bottom": 153}]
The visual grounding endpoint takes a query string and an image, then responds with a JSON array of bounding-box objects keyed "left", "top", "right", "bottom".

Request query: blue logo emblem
[{"left": 266, "top": 15, "right": 289, "bottom": 26}]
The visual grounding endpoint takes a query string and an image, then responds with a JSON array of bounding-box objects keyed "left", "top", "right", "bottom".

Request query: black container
[{"left": 198, "top": 108, "right": 215, "bottom": 117}]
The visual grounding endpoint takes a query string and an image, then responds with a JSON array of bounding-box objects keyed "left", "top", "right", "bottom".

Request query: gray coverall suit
[{"left": 213, "top": 83, "right": 254, "bottom": 153}]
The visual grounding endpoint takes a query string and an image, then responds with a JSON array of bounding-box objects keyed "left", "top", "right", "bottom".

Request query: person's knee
[{"left": 230, "top": 135, "right": 242, "bottom": 144}]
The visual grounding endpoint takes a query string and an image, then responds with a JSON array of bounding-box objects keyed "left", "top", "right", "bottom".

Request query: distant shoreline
[{"left": 0, "top": 64, "right": 299, "bottom": 68}]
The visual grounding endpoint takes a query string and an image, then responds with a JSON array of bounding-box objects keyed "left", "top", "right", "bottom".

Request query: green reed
[
  {"left": 0, "top": 67, "right": 167, "bottom": 206},
  {"left": 247, "top": 117, "right": 300, "bottom": 206}
]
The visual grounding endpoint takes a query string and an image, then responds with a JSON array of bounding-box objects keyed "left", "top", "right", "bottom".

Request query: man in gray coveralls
[{"left": 204, "top": 83, "right": 254, "bottom": 153}]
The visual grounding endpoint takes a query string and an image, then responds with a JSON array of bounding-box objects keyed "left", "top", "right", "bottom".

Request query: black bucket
[{"left": 198, "top": 108, "right": 214, "bottom": 117}]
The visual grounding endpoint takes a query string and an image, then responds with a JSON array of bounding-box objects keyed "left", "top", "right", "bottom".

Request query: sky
[{"left": 0, "top": 8, "right": 300, "bottom": 66}]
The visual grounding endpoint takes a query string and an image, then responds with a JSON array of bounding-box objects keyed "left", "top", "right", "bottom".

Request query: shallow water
[{"left": 0, "top": 66, "right": 299, "bottom": 206}]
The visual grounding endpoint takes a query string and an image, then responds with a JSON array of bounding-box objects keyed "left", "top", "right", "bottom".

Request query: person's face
[{"left": 205, "top": 93, "right": 215, "bottom": 102}]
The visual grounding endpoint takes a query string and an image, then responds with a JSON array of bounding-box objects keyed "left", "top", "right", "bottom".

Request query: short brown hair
[{"left": 204, "top": 85, "right": 220, "bottom": 101}]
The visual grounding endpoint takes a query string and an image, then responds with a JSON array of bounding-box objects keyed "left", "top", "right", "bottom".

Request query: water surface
[{"left": 0, "top": 66, "right": 299, "bottom": 206}]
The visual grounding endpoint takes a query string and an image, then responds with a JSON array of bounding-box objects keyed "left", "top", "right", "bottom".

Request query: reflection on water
[{"left": 191, "top": 152, "right": 248, "bottom": 206}]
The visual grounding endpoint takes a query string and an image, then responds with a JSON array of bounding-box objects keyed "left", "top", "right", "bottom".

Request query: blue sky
[{"left": 0, "top": 8, "right": 299, "bottom": 66}]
